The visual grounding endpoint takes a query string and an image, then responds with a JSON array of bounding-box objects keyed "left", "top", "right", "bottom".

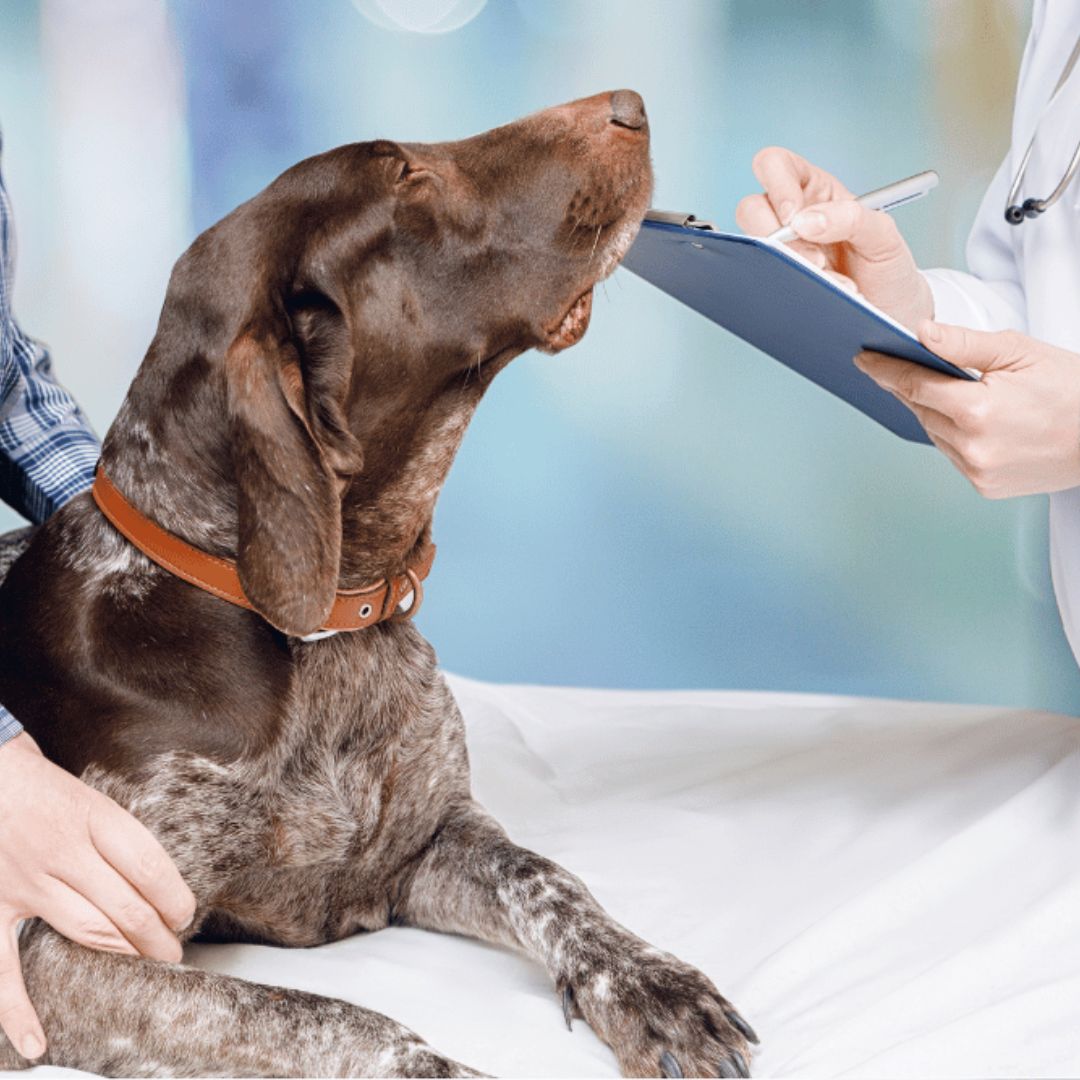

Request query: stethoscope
[{"left": 1005, "top": 34, "right": 1080, "bottom": 224}]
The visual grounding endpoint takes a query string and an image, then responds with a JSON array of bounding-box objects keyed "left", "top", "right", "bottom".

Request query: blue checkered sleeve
[
  {"left": 0, "top": 135, "right": 101, "bottom": 746},
  {"left": 0, "top": 704, "right": 21, "bottom": 746}
]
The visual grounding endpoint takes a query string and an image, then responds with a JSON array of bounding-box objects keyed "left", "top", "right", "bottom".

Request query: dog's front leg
[
  {"left": 396, "top": 802, "right": 757, "bottom": 1078},
  {"left": 0, "top": 920, "right": 484, "bottom": 1077}
]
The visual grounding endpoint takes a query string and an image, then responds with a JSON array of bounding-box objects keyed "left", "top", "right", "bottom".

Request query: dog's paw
[{"left": 559, "top": 937, "right": 757, "bottom": 1078}]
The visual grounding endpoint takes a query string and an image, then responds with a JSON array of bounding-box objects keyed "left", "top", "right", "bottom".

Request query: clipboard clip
[{"left": 644, "top": 209, "right": 716, "bottom": 231}]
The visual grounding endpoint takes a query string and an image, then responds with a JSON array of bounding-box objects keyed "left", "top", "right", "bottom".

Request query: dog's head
[{"left": 107, "top": 90, "right": 652, "bottom": 636}]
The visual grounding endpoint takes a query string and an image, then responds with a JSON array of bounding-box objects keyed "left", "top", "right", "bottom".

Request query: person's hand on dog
[
  {"left": 736, "top": 146, "right": 934, "bottom": 332},
  {"left": 0, "top": 732, "right": 196, "bottom": 1061},
  {"left": 856, "top": 321, "right": 1080, "bottom": 498}
]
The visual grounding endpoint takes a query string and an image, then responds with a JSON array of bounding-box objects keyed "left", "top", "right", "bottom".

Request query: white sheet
[{"left": 13, "top": 674, "right": 1080, "bottom": 1078}]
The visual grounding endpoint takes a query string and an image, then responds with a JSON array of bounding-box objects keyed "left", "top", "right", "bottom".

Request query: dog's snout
[{"left": 609, "top": 89, "right": 646, "bottom": 131}]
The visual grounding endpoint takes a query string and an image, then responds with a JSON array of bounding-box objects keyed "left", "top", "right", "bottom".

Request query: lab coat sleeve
[{"left": 921, "top": 153, "right": 1028, "bottom": 333}]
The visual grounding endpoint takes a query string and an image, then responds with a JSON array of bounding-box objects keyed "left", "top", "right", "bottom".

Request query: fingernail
[
  {"left": 176, "top": 912, "right": 194, "bottom": 933},
  {"left": 779, "top": 199, "right": 796, "bottom": 225},
  {"left": 792, "top": 210, "right": 826, "bottom": 236},
  {"left": 921, "top": 320, "right": 943, "bottom": 343},
  {"left": 20, "top": 1032, "right": 44, "bottom": 1060}
]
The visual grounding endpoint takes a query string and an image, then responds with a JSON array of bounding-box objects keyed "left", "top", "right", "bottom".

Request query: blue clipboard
[{"left": 621, "top": 214, "right": 977, "bottom": 444}]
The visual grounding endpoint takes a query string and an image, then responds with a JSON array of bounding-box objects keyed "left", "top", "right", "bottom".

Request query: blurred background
[{"left": 3, "top": 0, "right": 1072, "bottom": 713}]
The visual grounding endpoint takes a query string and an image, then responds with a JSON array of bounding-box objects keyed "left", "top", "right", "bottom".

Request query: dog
[{"left": 0, "top": 90, "right": 756, "bottom": 1078}]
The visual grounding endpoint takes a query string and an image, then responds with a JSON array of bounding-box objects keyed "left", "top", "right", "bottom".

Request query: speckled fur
[{"left": 0, "top": 93, "right": 755, "bottom": 1078}]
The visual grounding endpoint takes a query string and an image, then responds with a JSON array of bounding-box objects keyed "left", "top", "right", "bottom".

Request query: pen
[{"left": 766, "top": 170, "right": 939, "bottom": 244}]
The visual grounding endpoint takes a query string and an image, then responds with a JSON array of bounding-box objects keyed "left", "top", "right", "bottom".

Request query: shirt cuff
[
  {"left": 921, "top": 268, "right": 1027, "bottom": 334},
  {"left": 0, "top": 702, "right": 23, "bottom": 747}
]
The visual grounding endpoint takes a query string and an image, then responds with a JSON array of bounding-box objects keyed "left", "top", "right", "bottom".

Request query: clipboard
[{"left": 621, "top": 212, "right": 977, "bottom": 444}]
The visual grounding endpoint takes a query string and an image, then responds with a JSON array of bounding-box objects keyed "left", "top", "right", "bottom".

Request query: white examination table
[{"left": 16, "top": 674, "right": 1080, "bottom": 1078}]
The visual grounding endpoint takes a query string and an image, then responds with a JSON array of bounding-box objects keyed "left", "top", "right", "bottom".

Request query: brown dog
[{"left": 0, "top": 90, "right": 756, "bottom": 1078}]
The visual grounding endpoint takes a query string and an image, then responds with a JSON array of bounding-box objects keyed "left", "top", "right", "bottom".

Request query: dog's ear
[{"left": 224, "top": 315, "right": 363, "bottom": 637}]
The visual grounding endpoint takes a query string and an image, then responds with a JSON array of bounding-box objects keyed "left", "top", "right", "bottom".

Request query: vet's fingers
[
  {"left": 0, "top": 920, "right": 45, "bottom": 1061},
  {"left": 751, "top": 146, "right": 821, "bottom": 226},
  {"left": 871, "top": 379, "right": 973, "bottom": 472},
  {"left": 926, "top": 430, "right": 974, "bottom": 482},
  {"left": 886, "top": 391, "right": 964, "bottom": 448},
  {"left": 86, "top": 795, "right": 196, "bottom": 935},
  {"left": 791, "top": 198, "right": 907, "bottom": 263},
  {"left": 823, "top": 270, "right": 861, "bottom": 296},
  {"left": 736, "top": 194, "right": 829, "bottom": 267},
  {"left": 734, "top": 192, "right": 780, "bottom": 237},
  {"left": 919, "top": 320, "right": 1028, "bottom": 374},
  {"left": 56, "top": 850, "right": 183, "bottom": 964},
  {"left": 36, "top": 875, "right": 139, "bottom": 957},
  {"left": 854, "top": 350, "right": 984, "bottom": 416},
  {"left": 885, "top": 388, "right": 1001, "bottom": 494}
]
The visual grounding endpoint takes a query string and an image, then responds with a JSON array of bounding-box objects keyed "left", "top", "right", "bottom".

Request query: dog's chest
[
  {"left": 83, "top": 628, "right": 469, "bottom": 945},
  {"left": 260, "top": 744, "right": 395, "bottom": 867},
  {"left": 250, "top": 631, "right": 466, "bottom": 870},
  {"left": 205, "top": 725, "right": 457, "bottom": 944}
]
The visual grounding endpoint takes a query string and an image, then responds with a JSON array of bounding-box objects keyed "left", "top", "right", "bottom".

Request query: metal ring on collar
[{"left": 391, "top": 569, "right": 424, "bottom": 622}]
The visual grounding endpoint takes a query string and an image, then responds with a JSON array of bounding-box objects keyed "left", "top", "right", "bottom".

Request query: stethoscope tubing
[{"left": 1005, "top": 32, "right": 1080, "bottom": 224}]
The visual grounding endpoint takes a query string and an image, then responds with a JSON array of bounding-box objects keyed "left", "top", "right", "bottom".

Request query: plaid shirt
[{"left": 0, "top": 139, "right": 101, "bottom": 746}]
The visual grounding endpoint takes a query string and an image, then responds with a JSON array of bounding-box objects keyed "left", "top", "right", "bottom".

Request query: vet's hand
[
  {"left": 0, "top": 732, "right": 196, "bottom": 1061},
  {"left": 856, "top": 321, "right": 1080, "bottom": 498},
  {"left": 736, "top": 146, "right": 934, "bottom": 331}
]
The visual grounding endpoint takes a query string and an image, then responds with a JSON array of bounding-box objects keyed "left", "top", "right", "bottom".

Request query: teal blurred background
[{"left": 3, "top": 0, "right": 1072, "bottom": 712}]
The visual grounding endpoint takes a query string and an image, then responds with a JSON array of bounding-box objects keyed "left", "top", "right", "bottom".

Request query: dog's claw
[
  {"left": 659, "top": 1051, "right": 683, "bottom": 1078},
  {"left": 730, "top": 1050, "right": 751, "bottom": 1078},
  {"left": 561, "top": 985, "right": 574, "bottom": 1032},
  {"left": 724, "top": 1008, "right": 759, "bottom": 1046},
  {"left": 717, "top": 1058, "right": 741, "bottom": 1079}
]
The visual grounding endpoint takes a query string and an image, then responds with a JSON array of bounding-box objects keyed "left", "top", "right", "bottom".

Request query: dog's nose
[{"left": 610, "top": 89, "right": 646, "bottom": 131}]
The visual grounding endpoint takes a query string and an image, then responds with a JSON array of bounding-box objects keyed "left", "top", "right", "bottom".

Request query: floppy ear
[{"left": 224, "top": 317, "right": 362, "bottom": 636}]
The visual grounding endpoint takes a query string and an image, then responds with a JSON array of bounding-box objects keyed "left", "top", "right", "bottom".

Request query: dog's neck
[
  {"left": 336, "top": 389, "right": 481, "bottom": 586},
  {"left": 99, "top": 362, "right": 486, "bottom": 593}
]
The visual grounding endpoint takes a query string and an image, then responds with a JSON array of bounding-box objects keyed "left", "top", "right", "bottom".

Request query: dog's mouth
[
  {"left": 539, "top": 209, "right": 646, "bottom": 354},
  {"left": 542, "top": 288, "right": 594, "bottom": 353}
]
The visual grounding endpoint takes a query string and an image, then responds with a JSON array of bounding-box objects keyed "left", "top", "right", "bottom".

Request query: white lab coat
[{"left": 921, "top": 0, "right": 1080, "bottom": 667}]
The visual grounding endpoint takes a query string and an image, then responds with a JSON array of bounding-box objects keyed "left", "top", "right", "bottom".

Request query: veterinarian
[
  {"left": 0, "top": 145, "right": 196, "bottom": 1063},
  {"left": 738, "top": 0, "right": 1080, "bottom": 669}
]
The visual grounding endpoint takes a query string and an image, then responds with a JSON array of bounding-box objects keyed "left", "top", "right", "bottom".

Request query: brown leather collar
[{"left": 91, "top": 467, "right": 434, "bottom": 638}]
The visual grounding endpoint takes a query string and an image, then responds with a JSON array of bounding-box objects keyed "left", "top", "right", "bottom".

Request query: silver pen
[{"left": 767, "top": 170, "right": 939, "bottom": 244}]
